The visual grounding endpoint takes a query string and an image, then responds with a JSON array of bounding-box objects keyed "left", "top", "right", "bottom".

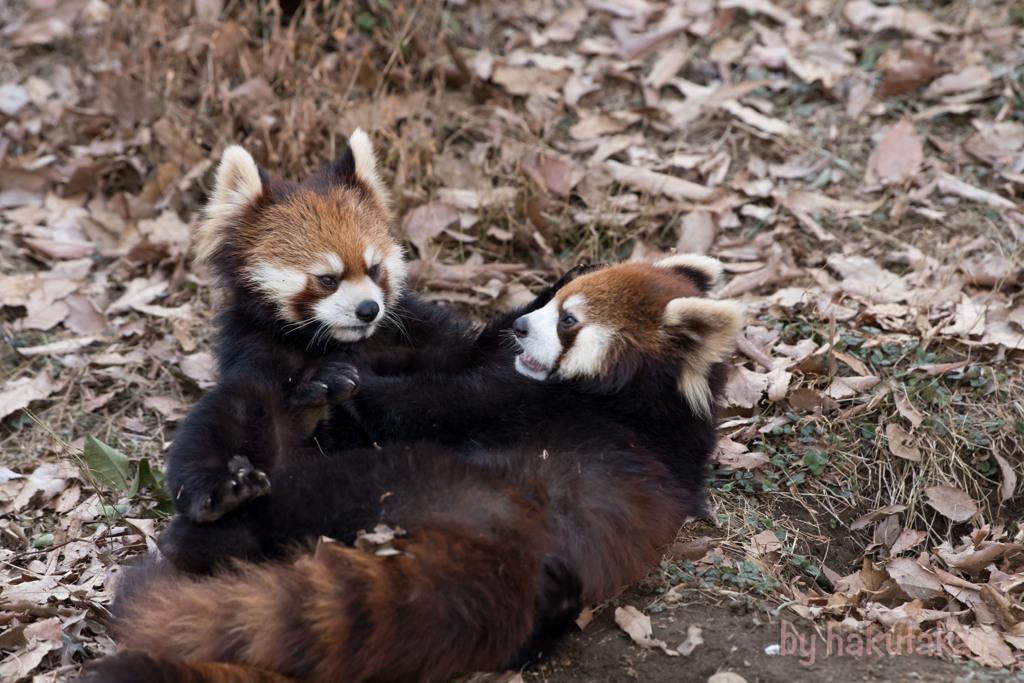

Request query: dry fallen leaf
[
  {"left": 877, "top": 47, "right": 936, "bottom": 98},
  {"left": 675, "top": 625, "right": 703, "bottom": 656},
  {"left": 924, "top": 485, "right": 979, "bottom": 523},
  {"left": 826, "top": 375, "right": 881, "bottom": 400},
  {"left": 521, "top": 153, "right": 577, "bottom": 198},
  {"left": 894, "top": 392, "right": 924, "bottom": 429},
  {"left": 179, "top": 351, "right": 218, "bottom": 388},
  {"left": 843, "top": 0, "right": 958, "bottom": 41},
  {"left": 934, "top": 539, "right": 1022, "bottom": 577},
  {"left": 827, "top": 254, "right": 909, "bottom": 304},
  {"left": 436, "top": 187, "right": 518, "bottom": 211},
  {"left": 603, "top": 160, "right": 715, "bottom": 201},
  {"left": 962, "top": 624, "right": 1017, "bottom": 668},
  {"left": 714, "top": 436, "right": 769, "bottom": 471},
  {"left": 936, "top": 172, "right": 1016, "bottom": 210},
  {"left": 747, "top": 528, "right": 783, "bottom": 559},
  {"left": 866, "top": 118, "right": 922, "bottom": 186},
  {"left": 963, "top": 121, "right": 1024, "bottom": 170},
  {"left": 142, "top": 396, "right": 189, "bottom": 422},
  {"left": 0, "top": 616, "right": 64, "bottom": 680},
  {"left": 106, "top": 276, "right": 169, "bottom": 314},
  {"left": 613, "top": 606, "right": 678, "bottom": 656},
  {"left": 64, "top": 293, "right": 108, "bottom": 335},
  {"left": 885, "top": 423, "right": 921, "bottom": 461},
  {"left": 402, "top": 202, "right": 459, "bottom": 257},
  {"left": 788, "top": 387, "right": 825, "bottom": 415},
  {"left": 940, "top": 293, "right": 987, "bottom": 337},
  {"left": 0, "top": 372, "right": 55, "bottom": 420},
  {"left": 889, "top": 529, "right": 927, "bottom": 555},
  {"left": 923, "top": 65, "right": 994, "bottom": 99},
  {"left": 676, "top": 210, "right": 716, "bottom": 255},
  {"left": 992, "top": 453, "right": 1018, "bottom": 504},
  {"left": 16, "top": 336, "right": 101, "bottom": 356},
  {"left": 491, "top": 64, "right": 568, "bottom": 97},
  {"left": 724, "top": 365, "right": 769, "bottom": 409},
  {"left": 4, "top": 18, "right": 73, "bottom": 47},
  {"left": 885, "top": 558, "right": 944, "bottom": 601}
]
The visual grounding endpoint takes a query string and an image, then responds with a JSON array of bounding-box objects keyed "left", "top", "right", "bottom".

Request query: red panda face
[
  {"left": 193, "top": 130, "right": 406, "bottom": 342},
  {"left": 513, "top": 254, "right": 744, "bottom": 419},
  {"left": 241, "top": 191, "right": 405, "bottom": 342},
  {"left": 513, "top": 291, "right": 610, "bottom": 382}
]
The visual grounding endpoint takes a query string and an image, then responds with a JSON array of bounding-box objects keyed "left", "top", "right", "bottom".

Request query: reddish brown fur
[
  {"left": 543, "top": 458, "right": 689, "bottom": 605},
  {"left": 557, "top": 262, "right": 703, "bottom": 347},
  {"left": 235, "top": 187, "right": 400, "bottom": 306},
  {"left": 103, "top": 483, "right": 551, "bottom": 683}
]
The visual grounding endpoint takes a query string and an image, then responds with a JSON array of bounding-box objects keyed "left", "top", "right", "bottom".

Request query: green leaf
[
  {"left": 83, "top": 436, "right": 129, "bottom": 490},
  {"left": 356, "top": 11, "right": 378, "bottom": 33},
  {"left": 127, "top": 457, "right": 151, "bottom": 497},
  {"left": 97, "top": 504, "right": 131, "bottom": 519},
  {"left": 32, "top": 533, "right": 54, "bottom": 549},
  {"left": 128, "top": 457, "right": 170, "bottom": 499},
  {"left": 803, "top": 450, "right": 829, "bottom": 476}
]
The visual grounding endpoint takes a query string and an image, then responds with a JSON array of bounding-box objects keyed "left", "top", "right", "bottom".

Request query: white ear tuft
[
  {"left": 663, "top": 297, "right": 744, "bottom": 420},
  {"left": 213, "top": 146, "right": 262, "bottom": 203},
  {"left": 655, "top": 253, "right": 725, "bottom": 289},
  {"left": 193, "top": 146, "right": 263, "bottom": 265},
  {"left": 347, "top": 128, "right": 391, "bottom": 209}
]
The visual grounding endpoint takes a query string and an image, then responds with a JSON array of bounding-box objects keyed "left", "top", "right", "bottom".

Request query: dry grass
[{"left": 1, "top": 0, "right": 1023, "bottom": 678}]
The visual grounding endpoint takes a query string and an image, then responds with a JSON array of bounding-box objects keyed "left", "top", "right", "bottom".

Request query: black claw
[{"left": 192, "top": 456, "right": 271, "bottom": 522}]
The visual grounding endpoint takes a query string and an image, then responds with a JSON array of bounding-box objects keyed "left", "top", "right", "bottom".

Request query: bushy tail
[{"left": 96, "top": 527, "right": 545, "bottom": 683}]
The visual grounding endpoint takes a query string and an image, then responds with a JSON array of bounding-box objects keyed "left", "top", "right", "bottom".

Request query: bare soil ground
[{"left": 1, "top": 0, "right": 1023, "bottom": 681}]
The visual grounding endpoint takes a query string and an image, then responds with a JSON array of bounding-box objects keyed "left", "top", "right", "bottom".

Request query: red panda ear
[
  {"left": 654, "top": 254, "right": 724, "bottom": 293},
  {"left": 344, "top": 128, "right": 392, "bottom": 211},
  {"left": 193, "top": 146, "right": 264, "bottom": 265},
  {"left": 662, "top": 297, "right": 744, "bottom": 419}
]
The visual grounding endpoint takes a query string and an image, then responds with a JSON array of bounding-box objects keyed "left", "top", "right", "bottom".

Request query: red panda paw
[
  {"left": 192, "top": 455, "right": 271, "bottom": 522},
  {"left": 290, "top": 359, "right": 359, "bottom": 409},
  {"left": 320, "top": 359, "right": 359, "bottom": 403}
]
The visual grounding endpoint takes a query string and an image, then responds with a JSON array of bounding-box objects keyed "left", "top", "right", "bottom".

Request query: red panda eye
[
  {"left": 318, "top": 275, "right": 338, "bottom": 288},
  {"left": 560, "top": 315, "right": 577, "bottom": 328},
  {"left": 367, "top": 264, "right": 380, "bottom": 279}
]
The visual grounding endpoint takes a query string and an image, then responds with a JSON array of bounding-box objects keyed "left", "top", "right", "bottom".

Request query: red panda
[
  {"left": 342, "top": 254, "right": 743, "bottom": 514},
  {"left": 193, "top": 131, "right": 404, "bottom": 345},
  {"left": 88, "top": 256, "right": 744, "bottom": 683},
  {"left": 165, "top": 129, "right": 405, "bottom": 522},
  {"left": 167, "top": 131, "right": 529, "bottom": 523}
]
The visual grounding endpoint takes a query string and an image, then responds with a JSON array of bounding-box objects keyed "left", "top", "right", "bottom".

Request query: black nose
[
  {"left": 512, "top": 317, "right": 528, "bottom": 338},
  {"left": 356, "top": 300, "right": 380, "bottom": 323}
]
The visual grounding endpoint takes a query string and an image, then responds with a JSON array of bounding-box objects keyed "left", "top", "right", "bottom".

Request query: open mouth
[
  {"left": 330, "top": 323, "right": 375, "bottom": 340},
  {"left": 517, "top": 352, "right": 548, "bottom": 374}
]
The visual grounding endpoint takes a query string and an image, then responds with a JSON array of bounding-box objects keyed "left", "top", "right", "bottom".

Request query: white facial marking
[
  {"left": 323, "top": 253, "right": 345, "bottom": 275},
  {"left": 248, "top": 262, "right": 306, "bottom": 318},
  {"left": 314, "top": 277, "right": 385, "bottom": 341},
  {"left": 558, "top": 323, "right": 612, "bottom": 378},
  {"left": 364, "top": 246, "right": 381, "bottom": 269},
  {"left": 514, "top": 300, "right": 562, "bottom": 381},
  {"left": 383, "top": 248, "right": 408, "bottom": 297},
  {"left": 563, "top": 294, "right": 586, "bottom": 312}
]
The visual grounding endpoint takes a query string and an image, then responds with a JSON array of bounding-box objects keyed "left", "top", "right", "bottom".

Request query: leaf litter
[{"left": 1, "top": 0, "right": 1023, "bottom": 680}]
